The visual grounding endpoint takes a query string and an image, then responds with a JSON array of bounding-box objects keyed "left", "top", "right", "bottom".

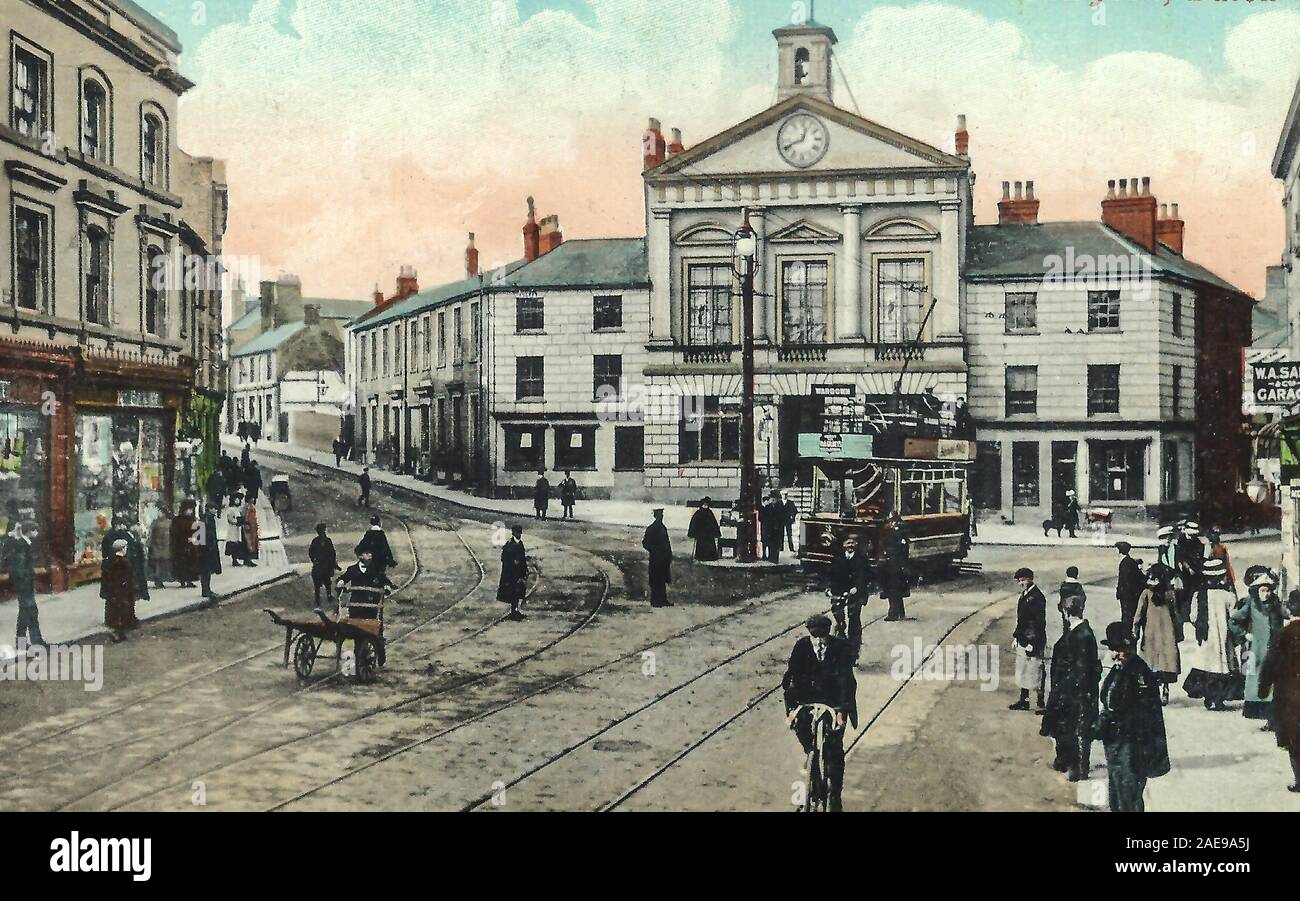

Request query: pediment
[
  {"left": 649, "top": 95, "right": 967, "bottom": 180},
  {"left": 769, "top": 219, "right": 841, "bottom": 243},
  {"left": 675, "top": 222, "right": 736, "bottom": 246},
  {"left": 864, "top": 217, "right": 940, "bottom": 241}
]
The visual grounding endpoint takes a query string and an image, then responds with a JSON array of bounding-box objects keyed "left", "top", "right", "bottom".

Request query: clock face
[{"left": 777, "top": 113, "right": 829, "bottom": 169}]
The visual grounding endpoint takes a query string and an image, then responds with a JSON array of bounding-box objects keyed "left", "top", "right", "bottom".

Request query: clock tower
[{"left": 774, "top": 9, "right": 837, "bottom": 106}]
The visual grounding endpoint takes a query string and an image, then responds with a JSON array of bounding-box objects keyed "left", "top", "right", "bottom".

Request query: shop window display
[
  {"left": 0, "top": 408, "right": 48, "bottom": 563},
  {"left": 74, "top": 413, "right": 165, "bottom": 566}
]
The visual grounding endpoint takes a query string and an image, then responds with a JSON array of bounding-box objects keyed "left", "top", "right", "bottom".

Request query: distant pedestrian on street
[
  {"left": 2, "top": 521, "right": 46, "bottom": 648},
  {"left": 171, "top": 500, "right": 201, "bottom": 589},
  {"left": 559, "top": 471, "right": 578, "bottom": 521},
  {"left": 198, "top": 503, "right": 222, "bottom": 600},
  {"left": 760, "top": 491, "right": 784, "bottom": 563},
  {"left": 149, "top": 506, "right": 175, "bottom": 588},
  {"left": 1174, "top": 521, "right": 1206, "bottom": 638},
  {"left": 1205, "top": 529, "right": 1236, "bottom": 595},
  {"left": 534, "top": 471, "right": 551, "bottom": 520},
  {"left": 782, "top": 491, "right": 800, "bottom": 553},
  {"left": 102, "top": 539, "right": 140, "bottom": 639},
  {"left": 642, "top": 509, "right": 673, "bottom": 608},
  {"left": 1182, "top": 557, "right": 1242, "bottom": 711},
  {"left": 355, "top": 516, "right": 397, "bottom": 578},
  {"left": 879, "top": 513, "right": 911, "bottom": 622},
  {"left": 1232, "top": 569, "right": 1285, "bottom": 724},
  {"left": 333, "top": 439, "right": 344, "bottom": 468},
  {"left": 1096, "top": 622, "right": 1171, "bottom": 812},
  {"left": 102, "top": 515, "right": 149, "bottom": 601},
  {"left": 1057, "top": 565, "right": 1085, "bottom": 631},
  {"left": 1134, "top": 569, "right": 1181, "bottom": 706},
  {"left": 1041, "top": 591, "right": 1100, "bottom": 782},
  {"left": 1010, "top": 567, "right": 1047, "bottom": 712},
  {"left": 1258, "top": 591, "right": 1300, "bottom": 793},
  {"left": 241, "top": 495, "right": 261, "bottom": 567},
  {"left": 223, "top": 493, "right": 247, "bottom": 567},
  {"left": 1062, "top": 490, "right": 1081, "bottom": 538},
  {"left": 687, "top": 497, "right": 721, "bottom": 562},
  {"left": 309, "top": 523, "right": 340, "bottom": 608},
  {"left": 359, "top": 467, "right": 372, "bottom": 508},
  {"left": 243, "top": 460, "right": 263, "bottom": 506},
  {"left": 497, "top": 525, "right": 528, "bottom": 620},
  {"left": 241, "top": 442, "right": 252, "bottom": 468},
  {"left": 828, "top": 535, "right": 872, "bottom": 654},
  {"left": 205, "top": 465, "right": 227, "bottom": 513},
  {"left": 1115, "top": 541, "right": 1145, "bottom": 633}
]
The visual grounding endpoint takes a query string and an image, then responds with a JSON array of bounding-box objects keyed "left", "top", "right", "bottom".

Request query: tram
[{"left": 797, "top": 405, "right": 975, "bottom": 572}]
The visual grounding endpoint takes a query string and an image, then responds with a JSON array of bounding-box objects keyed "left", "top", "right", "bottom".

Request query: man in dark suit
[
  {"left": 309, "top": 523, "right": 340, "bottom": 607},
  {"left": 358, "top": 467, "right": 372, "bottom": 508},
  {"left": 1096, "top": 622, "right": 1171, "bottom": 812},
  {"left": 760, "top": 492, "right": 784, "bottom": 563},
  {"left": 1041, "top": 592, "right": 1100, "bottom": 781},
  {"left": 1010, "top": 567, "right": 1048, "bottom": 712},
  {"left": 642, "top": 509, "right": 673, "bottom": 607},
  {"left": 498, "top": 525, "right": 528, "bottom": 620},
  {"left": 783, "top": 614, "right": 858, "bottom": 812},
  {"left": 355, "top": 516, "right": 397, "bottom": 579},
  {"left": 827, "top": 536, "right": 873, "bottom": 653},
  {"left": 1115, "top": 541, "right": 1145, "bottom": 632},
  {"left": 2, "top": 522, "right": 46, "bottom": 648}
]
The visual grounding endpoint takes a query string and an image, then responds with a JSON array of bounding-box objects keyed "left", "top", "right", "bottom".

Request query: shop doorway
[{"left": 1051, "top": 441, "right": 1078, "bottom": 516}]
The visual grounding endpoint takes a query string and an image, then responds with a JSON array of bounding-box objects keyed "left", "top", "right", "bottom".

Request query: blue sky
[{"left": 141, "top": 0, "right": 1252, "bottom": 78}]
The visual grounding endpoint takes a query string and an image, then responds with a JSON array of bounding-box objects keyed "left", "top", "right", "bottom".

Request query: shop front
[{"left": 65, "top": 351, "right": 193, "bottom": 589}]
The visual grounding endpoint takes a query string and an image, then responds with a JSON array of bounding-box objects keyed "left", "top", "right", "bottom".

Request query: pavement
[{"left": 0, "top": 494, "right": 296, "bottom": 662}]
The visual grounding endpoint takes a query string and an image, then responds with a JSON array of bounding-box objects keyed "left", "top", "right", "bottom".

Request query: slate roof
[
  {"left": 231, "top": 322, "right": 305, "bottom": 357},
  {"left": 966, "top": 222, "right": 1250, "bottom": 298},
  {"left": 350, "top": 262, "right": 527, "bottom": 333},
  {"left": 228, "top": 297, "right": 371, "bottom": 333},
  {"left": 494, "top": 239, "right": 648, "bottom": 290}
]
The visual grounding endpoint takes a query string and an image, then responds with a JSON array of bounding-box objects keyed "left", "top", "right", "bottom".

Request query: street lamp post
[{"left": 734, "top": 210, "right": 759, "bottom": 564}]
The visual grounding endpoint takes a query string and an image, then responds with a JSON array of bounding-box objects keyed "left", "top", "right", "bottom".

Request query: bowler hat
[
  {"left": 1115, "top": 541, "right": 1132, "bottom": 553},
  {"left": 1101, "top": 622, "right": 1135, "bottom": 650}
]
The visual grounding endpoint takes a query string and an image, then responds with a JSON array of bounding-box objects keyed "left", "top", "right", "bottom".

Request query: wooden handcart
[{"left": 263, "top": 585, "right": 387, "bottom": 683}]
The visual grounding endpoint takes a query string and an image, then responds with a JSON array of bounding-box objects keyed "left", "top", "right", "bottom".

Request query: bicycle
[{"left": 792, "top": 702, "right": 841, "bottom": 812}]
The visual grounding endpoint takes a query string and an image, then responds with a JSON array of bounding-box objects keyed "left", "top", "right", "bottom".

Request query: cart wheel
[
  {"left": 355, "top": 639, "right": 378, "bottom": 683},
  {"left": 292, "top": 634, "right": 317, "bottom": 679}
]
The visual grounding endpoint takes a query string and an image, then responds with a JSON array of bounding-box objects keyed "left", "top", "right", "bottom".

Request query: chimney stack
[
  {"left": 303, "top": 303, "right": 321, "bottom": 327},
  {"left": 539, "top": 214, "right": 564, "bottom": 255},
  {"left": 523, "top": 196, "right": 541, "bottom": 262},
  {"left": 997, "top": 178, "right": 1040, "bottom": 226},
  {"left": 372, "top": 283, "right": 384, "bottom": 308},
  {"left": 667, "top": 127, "right": 685, "bottom": 157},
  {"left": 1156, "top": 201, "right": 1185, "bottom": 255},
  {"left": 955, "top": 114, "right": 969, "bottom": 157},
  {"left": 466, "top": 232, "right": 479, "bottom": 278},
  {"left": 1101, "top": 175, "right": 1158, "bottom": 252},
  {"left": 396, "top": 264, "right": 419, "bottom": 299},
  {"left": 643, "top": 117, "right": 666, "bottom": 171}
]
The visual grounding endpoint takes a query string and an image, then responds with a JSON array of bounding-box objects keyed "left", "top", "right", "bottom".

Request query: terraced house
[{"left": 1, "top": 0, "right": 227, "bottom": 593}]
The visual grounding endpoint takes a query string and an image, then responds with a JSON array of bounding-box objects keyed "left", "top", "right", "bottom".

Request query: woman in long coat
[
  {"left": 171, "top": 500, "right": 200, "bottom": 587},
  {"left": 242, "top": 499, "right": 260, "bottom": 565},
  {"left": 1258, "top": 602, "right": 1300, "bottom": 792},
  {"left": 1182, "top": 557, "right": 1242, "bottom": 710},
  {"left": 102, "top": 539, "right": 140, "bottom": 636},
  {"left": 687, "top": 498, "right": 721, "bottom": 562},
  {"left": 1134, "top": 569, "right": 1181, "bottom": 704},
  {"left": 149, "top": 507, "right": 174, "bottom": 587},
  {"left": 1231, "top": 571, "right": 1285, "bottom": 721}
]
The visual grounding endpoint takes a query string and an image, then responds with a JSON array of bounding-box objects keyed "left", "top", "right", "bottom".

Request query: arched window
[
  {"left": 81, "top": 78, "right": 108, "bottom": 161},
  {"left": 144, "top": 244, "right": 166, "bottom": 336},
  {"left": 794, "top": 47, "right": 810, "bottom": 84},
  {"left": 85, "top": 226, "right": 110, "bottom": 324},
  {"left": 141, "top": 110, "right": 166, "bottom": 187}
]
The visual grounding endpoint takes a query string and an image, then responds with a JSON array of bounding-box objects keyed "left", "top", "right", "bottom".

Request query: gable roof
[
  {"left": 646, "top": 94, "right": 969, "bottom": 178},
  {"left": 350, "top": 261, "right": 528, "bottom": 333},
  {"left": 494, "top": 239, "right": 648, "bottom": 290},
  {"left": 228, "top": 297, "right": 371, "bottom": 334},
  {"left": 966, "top": 222, "right": 1250, "bottom": 298},
  {"left": 231, "top": 321, "right": 305, "bottom": 357}
]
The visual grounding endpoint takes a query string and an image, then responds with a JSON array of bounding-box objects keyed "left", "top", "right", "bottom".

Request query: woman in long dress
[
  {"left": 242, "top": 498, "right": 260, "bottom": 566},
  {"left": 1134, "top": 569, "right": 1181, "bottom": 705},
  {"left": 1182, "top": 557, "right": 1242, "bottom": 710},
  {"left": 1231, "top": 570, "right": 1285, "bottom": 722},
  {"left": 149, "top": 506, "right": 174, "bottom": 588},
  {"left": 102, "top": 539, "right": 140, "bottom": 637},
  {"left": 688, "top": 498, "right": 721, "bottom": 561}
]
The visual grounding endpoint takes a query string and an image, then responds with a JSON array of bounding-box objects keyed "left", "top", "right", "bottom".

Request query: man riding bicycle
[
  {"left": 782, "top": 614, "right": 858, "bottom": 811},
  {"left": 827, "top": 535, "right": 873, "bottom": 655}
]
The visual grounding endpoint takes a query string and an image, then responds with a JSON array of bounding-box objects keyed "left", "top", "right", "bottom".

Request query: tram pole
[{"left": 736, "top": 210, "right": 759, "bottom": 564}]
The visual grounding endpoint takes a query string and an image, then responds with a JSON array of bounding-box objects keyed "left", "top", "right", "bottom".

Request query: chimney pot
[
  {"left": 1159, "top": 203, "right": 1168, "bottom": 220},
  {"left": 523, "top": 197, "right": 541, "bottom": 261},
  {"left": 1026, "top": 180, "right": 1035, "bottom": 200},
  {"left": 1118, "top": 178, "right": 1128, "bottom": 197},
  {"left": 1171, "top": 202, "right": 1179, "bottom": 219},
  {"left": 957, "top": 114, "right": 967, "bottom": 131},
  {"left": 1001, "top": 181, "right": 1011, "bottom": 200},
  {"left": 1141, "top": 176, "right": 1151, "bottom": 196},
  {"left": 466, "top": 232, "right": 480, "bottom": 278},
  {"left": 955, "top": 114, "right": 970, "bottom": 156},
  {"left": 1107, "top": 179, "right": 1116, "bottom": 199},
  {"left": 1014, "top": 181, "right": 1023, "bottom": 200}
]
